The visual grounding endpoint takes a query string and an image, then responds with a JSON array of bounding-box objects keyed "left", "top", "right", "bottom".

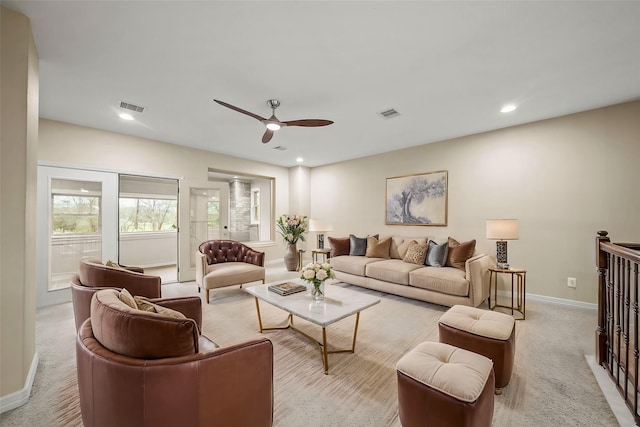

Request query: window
[
  {"left": 119, "top": 197, "right": 177, "bottom": 232},
  {"left": 251, "top": 188, "right": 260, "bottom": 224},
  {"left": 52, "top": 194, "right": 100, "bottom": 234}
]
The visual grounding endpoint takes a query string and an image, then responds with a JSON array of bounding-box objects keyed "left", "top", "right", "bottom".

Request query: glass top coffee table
[{"left": 245, "top": 280, "right": 380, "bottom": 374}]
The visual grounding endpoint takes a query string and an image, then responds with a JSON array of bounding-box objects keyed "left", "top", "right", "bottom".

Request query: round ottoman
[
  {"left": 438, "top": 305, "right": 515, "bottom": 394},
  {"left": 396, "top": 341, "right": 495, "bottom": 427}
]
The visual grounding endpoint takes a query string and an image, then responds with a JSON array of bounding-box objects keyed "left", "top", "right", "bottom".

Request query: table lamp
[
  {"left": 308, "top": 219, "right": 332, "bottom": 249},
  {"left": 486, "top": 219, "right": 519, "bottom": 269}
]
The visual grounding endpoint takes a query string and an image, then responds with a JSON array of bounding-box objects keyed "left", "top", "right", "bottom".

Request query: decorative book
[{"left": 268, "top": 282, "right": 306, "bottom": 296}]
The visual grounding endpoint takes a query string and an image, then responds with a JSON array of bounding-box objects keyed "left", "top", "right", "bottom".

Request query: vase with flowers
[
  {"left": 301, "top": 262, "right": 336, "bottom": 301},
  {"left": 276, "top": 214, "right": 308, "bottom": 271}
]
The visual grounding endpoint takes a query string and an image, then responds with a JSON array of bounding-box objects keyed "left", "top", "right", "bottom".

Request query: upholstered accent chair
[
  {"left": 196, "top": 240, "right": 266, "bottom": 303},
  {"left": 70, "top": 259, "right": 161, "bottom": 330},
  {"left": 76, "top": 289, "right": 274, "bottom": 427}
]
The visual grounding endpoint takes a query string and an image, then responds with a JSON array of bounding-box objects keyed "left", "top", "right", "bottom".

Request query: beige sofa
[{"left": 329, "top": 236, "right": 492, "bottom": 308}]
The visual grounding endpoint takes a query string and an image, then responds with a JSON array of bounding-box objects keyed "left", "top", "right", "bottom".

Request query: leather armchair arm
[
  {"left": 193, "top": 338, "right": 273, "bottom": 427},
  {"left": 243, "top": 247, "right": 265, "bottom": 267},
  {"left": 119, "top": 275, "right": 162, "bottom": 299},
  {"left": 150, "top": 296, "right": 202, "bottom": 330}
]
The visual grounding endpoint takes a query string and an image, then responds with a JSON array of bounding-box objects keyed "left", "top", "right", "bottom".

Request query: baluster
[
  {"left": 624, "top": 258, "right": 630, "bottom": 399},
  {"left": 631, "top": 262, "right": 640, "bottom": 417},
  {"left": 608, "top": 252, "right": 615, "bottom": 373}
]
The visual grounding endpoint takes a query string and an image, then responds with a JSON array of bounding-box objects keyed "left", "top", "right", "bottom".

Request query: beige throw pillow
[
  {"left": 118, "top": 288, "right": 138, "bottom": 309},
  {"left": 365, "top": 236, "right": 392, "bottom": 258},
  {"left": 403, "top": 241, "right": 428, "bottom": 265},
  {"left": 105, "top": 260, "right": 124, "bottom": 270},
  {"left": 134, "top": 296, "right": 187, "bottom": 320}
]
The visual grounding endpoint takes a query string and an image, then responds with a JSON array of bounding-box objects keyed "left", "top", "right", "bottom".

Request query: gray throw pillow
[
  {"left": 425, "top": 240, "right": 449, "bottom": 267},
  {"left": 349, "top": 234, "right": 368, "bottom": 256}
]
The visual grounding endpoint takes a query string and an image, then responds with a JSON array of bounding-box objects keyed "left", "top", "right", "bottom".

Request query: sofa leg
[{"left": 205, "top": 289, "right": 209, "bottom": 304}]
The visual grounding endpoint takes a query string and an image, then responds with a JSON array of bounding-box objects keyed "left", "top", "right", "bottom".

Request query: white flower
[
  {"left": 303, "top": 269, "right": 316, "bottom": 280},
  {"left": 321, "top": 262, "right": 331, "bottom": 270},
  {"left": 316, "top": 269, "right": 328, "bottom": 281}
]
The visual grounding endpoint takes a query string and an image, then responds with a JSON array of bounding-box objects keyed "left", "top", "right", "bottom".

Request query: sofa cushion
[
  {"left": 446, "top": 237, "right": 476, "bottom": 271},
  {"left": 425, "top": 240, "right": 449, "bottom": 267},
  {"left": 366, "top": 236, "right": 391, "bottom": 258},
  {"left": 409, "top": 267, "right": 469, "bottom": 297},
  {"left": 330, "top": 255, "right": 384, "bottom": 277},
  {"left": 349, "top": 234, "right": 368, "bottom": 256},
  {"left": 403, "top": 241, "right": 428, "bottom": 265},
  {"left": 202, "top": 262, "right": 265, "bottom": 289},
  {"left": 366, "top": 259, "right": 424, "bottom": 285},
  {"left": 328, "top": 236, "right": 350, "bottom": 257}
]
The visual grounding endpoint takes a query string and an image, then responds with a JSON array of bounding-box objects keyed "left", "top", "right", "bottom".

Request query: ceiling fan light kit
[{"left": 214, "top": 98, "right": 333, "bottom": 144}]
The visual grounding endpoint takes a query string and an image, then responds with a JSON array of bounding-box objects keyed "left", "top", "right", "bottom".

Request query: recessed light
[
  {"left": 500, "top": 104, "right": 517, "bottom": 113},
  {"left": 296, "top": 157, "right": 304, "bottom": 163},
  {"left": 119, "top": 113, "right": 134, "bottom": 120}
]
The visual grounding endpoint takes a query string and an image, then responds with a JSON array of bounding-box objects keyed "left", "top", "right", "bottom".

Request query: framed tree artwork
[{"left": 385, "top": 170, "right": 448, "bottom": 226}]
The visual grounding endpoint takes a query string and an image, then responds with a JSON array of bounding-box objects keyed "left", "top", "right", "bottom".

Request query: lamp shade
[
  {"left": 486, "top": 219, "right": 519, "bottom": 240},
  {"left": 308, "top": 219, "right": 332, "bottom": 232}
]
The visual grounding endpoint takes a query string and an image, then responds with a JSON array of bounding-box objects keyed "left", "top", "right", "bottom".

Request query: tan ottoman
[
  {"left": 396, "top": 341, "right": 495, "bottom": 427},
  {"left": 439, "top": 305, "right": 515, "bottom": 394}
]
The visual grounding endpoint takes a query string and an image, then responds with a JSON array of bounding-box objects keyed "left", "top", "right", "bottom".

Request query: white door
[
  {"left": 37, "top": 166, "right": 118, "bottom": 307},
  {"left": 179, "top": 183, "right": 229, "bottom": 282}
]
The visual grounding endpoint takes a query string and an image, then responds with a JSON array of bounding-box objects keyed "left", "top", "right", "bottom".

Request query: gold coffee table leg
[
  {"left": 322, "top": 327, "right": 329, "bottom": 374},
  {"left": 254, "top": 297, "right": 264, "bottom": 332}
]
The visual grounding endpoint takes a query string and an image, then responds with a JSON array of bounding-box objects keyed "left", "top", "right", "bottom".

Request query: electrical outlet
[{"left": 568, "top": 277, "right": 577, "bottom": 288}]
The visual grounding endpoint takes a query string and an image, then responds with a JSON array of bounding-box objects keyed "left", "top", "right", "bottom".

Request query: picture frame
[{"left": 385, "top": 170, "right": 448, "bottom": 226}]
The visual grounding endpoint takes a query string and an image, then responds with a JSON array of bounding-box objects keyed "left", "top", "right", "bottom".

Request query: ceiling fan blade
[
  {"left": 262, "top": 129, "right": 274, "bottom": 144},
  {"left": 282, "top": 119, "right": 334, "bottom": 127},
  {"left": 214, "top": 99, "right": 267, "bottom": 122}
]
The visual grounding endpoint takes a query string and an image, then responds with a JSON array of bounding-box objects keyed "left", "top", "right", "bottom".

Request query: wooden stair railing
[{"left": 596, "top": 231, "right": 640, "bottom": 425}]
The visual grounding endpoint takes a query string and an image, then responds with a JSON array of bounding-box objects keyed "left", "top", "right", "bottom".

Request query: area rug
[{"left": 0, "top": 282, "right": 618, "bottom": 426}]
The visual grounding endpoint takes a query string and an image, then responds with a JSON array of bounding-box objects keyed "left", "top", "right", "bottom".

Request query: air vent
[
  {"left": 119, "top": 101, "right": 145, "bottom": 113},
  {"left": 378, "top": 108, "right": 400, "bottom": 119},
  {"left": 273, "top": 146, "right": 287, "bottom": 151}
]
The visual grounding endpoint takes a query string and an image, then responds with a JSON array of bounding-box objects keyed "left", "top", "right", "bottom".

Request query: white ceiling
[{"left": 5, "top": 1, "right": 640, "bottom": 167}]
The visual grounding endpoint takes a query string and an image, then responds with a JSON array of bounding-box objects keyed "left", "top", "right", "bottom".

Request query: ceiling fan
[{"left": 214, "top": 99, "right": 333, "bottom": 143}]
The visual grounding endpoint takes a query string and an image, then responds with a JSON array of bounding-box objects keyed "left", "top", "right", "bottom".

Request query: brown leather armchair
[
  {"left": 196, "top": 240, "right": 265, "bottom": 303},
  {"left": 76, "top": 289, "right": 274, "bottom": 427},
  {"left": 71, "top": 259, "right": 161, "bottom": 330}
]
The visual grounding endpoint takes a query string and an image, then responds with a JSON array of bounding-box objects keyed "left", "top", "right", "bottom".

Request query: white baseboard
[
  {"left": 0, "top": 352, "right": 39, "bottom": 414},
  {"left": 585, "top": 354, "right": 636, "bottom": 426},
  {"left": 495, "top": 290, "right": 597, "bottom": 310}
]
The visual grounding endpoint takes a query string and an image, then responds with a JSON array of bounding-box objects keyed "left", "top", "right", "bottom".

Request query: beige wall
[
  {"left": 1, "top": 6, "right": 38, "bottom": 399},
  {"left": 310, "top": 101, "right": 640, "bottom": 304},
  {"left": 38, "top": 119, "right": 292, "bottom": 279}
]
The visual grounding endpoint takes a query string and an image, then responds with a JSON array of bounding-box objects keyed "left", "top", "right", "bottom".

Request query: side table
[
  {"left": 312, "top": 248, "right": 331, "bottom": 263},
  {"left": 489, "top": 267, "right": 526, "bottom": 320}
]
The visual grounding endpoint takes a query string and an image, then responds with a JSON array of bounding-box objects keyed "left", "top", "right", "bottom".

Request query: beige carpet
[{"left": 0, "top": 279, "right": 620, "bottom": 426}]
